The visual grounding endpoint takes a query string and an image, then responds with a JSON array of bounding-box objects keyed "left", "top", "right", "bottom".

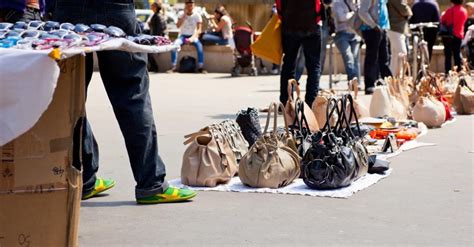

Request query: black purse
[
  {"left": 236, "top": 107, "right": 263, "bottom": 146},
  {"left": 302, "top": 95, "right": 369, "bottom": 190},
  {"left": 439, "top": 10, "right": 454, "bottom": 39}
]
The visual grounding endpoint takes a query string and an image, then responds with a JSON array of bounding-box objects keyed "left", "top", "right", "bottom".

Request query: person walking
[
  {"left": 387, "top": 0, "right": 412, "bottom": 77},
  {"left": 168, "top": 0, "right": 206, "bottom": 73},
  {"left": 409, "top": 0, "right": 440, "bottom": 61},
  {"left": 201, "top": 5, "right": 233, "bottom": 46},
  {"left": 441, "top": 0, "right": 467, "bottom": 73},
  {"left": 0, "top": 0, "right": 43, "bottom": 22},
  {"left": 359, "top": 0, "right": 393, "bottom": 94},
  {"left": 332, "top": 0, "right": 362, "bottom": 84},
  {"left": 276, "top": 0, "right": 324, "bottom": 107},
  {"left": 50, "top": 0, "right": 197, "bottom": 204}
]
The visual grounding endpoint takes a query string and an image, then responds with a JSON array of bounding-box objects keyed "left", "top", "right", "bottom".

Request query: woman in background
[
  {"left": 441, "top": 0, "right": 467, "bottom": 73},
  {"left": 201, "top": 5, "right": 233, "bottom": 46}
]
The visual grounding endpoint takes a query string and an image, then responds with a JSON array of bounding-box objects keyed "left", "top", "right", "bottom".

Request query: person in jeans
[
  {"left": 168, "top": 0, "right": 205, "bottom": 73},
  {"left": 0, "top": 0, "right": 43, "bottom": 22},
  {"left": 441, "top": 0, "right": 467, "bottom": 73},
  {"left": 332, "top": 0, "right": 362, "bottom": 85},
  {"left": 387, "top": 0, "right": 412, "bottom": 77},
  {"left": 410, "top": 0, "right": 440, "bottom": 61},
  {"left": 359, "top": 0, "right": 393, "bottom": 94},
  {"left": 276, "top": 0, "right": 324, "bottom": 107},
  {"left": 201, "top": 5, "right": 233, "bottom": 46},
  {"left": 50, "top": 0, "right": 196, "bottom": 204}
]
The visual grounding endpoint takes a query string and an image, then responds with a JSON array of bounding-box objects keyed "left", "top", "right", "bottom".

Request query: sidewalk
[{"left": 80, "top": 72, "right": 473, "bottom": 246}]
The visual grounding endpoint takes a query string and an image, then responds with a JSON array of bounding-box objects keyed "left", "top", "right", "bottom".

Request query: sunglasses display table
[{"left": 0, "top": 40, "right": 177, "bottom": 246}]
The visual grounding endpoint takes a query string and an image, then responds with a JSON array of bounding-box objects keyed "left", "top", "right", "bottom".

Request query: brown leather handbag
[
  {"left": 239, "top": 102, "right": 301, "bottom": 188},
  {"left": 181, "top": 124, "right": 238, "bottom": 187},
  {"left": 453, "top": 77, "right": 474, "bottom": 114},
  {"left": 285, "top": 79, "right": 319, "bottom": 132}
]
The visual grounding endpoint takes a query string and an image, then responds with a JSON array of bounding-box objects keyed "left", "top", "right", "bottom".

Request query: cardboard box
[{"left": 0, "top": 55, "right": 85, "bottom": 247}]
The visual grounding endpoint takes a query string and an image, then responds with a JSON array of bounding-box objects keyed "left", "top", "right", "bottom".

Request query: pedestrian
[
  {"left": 167, "top": 0, "right": 206, "bottom": 73},
  {"left": 464, "top": 2, "right": 474, "bottom": 33},
  {"left": 409, "top": 0, "right": 440, "bottom": 61},
  {"left": 201, "top": 5, "right": 233, "bottom": 46},
  {"left": 0, "top": 0, "right": 43, "bottom": 22},
  {"left": 50, "top": 0, "right": 197, "bottom": 204},
  {"left": 359, "top": 0, "right": 393, "bottom": 94},
  {"left": 276, "top": 0, "right": 325, "bottom": 107},
  {"left": 441, "top": 0, "right": 468, "bottom": 73},
  {"left": 332, "top": 0, "right": 362, "bottom": 84},
  {"left": 147, "top": 1, "right": 167, "bottom": 72},
  {"left": 387, "top": 0, "right": 412, "bottom": 77}
]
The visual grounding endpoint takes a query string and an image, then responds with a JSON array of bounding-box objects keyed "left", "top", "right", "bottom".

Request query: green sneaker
[
  {"left": 136, "top": 186, "right": 197, "bottom": 204},
  {"left": 82, "top": 178, "right": 116, "bottom": 200}
]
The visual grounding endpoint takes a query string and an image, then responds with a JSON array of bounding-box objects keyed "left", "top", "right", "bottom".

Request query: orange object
[{"left": 369, "top": 127, "right": 419, "bottom": 140}]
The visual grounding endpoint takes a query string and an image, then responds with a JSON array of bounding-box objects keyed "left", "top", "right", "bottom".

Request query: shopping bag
[{"left": 250, "top": 15, "right": 282, "bottom": 65}]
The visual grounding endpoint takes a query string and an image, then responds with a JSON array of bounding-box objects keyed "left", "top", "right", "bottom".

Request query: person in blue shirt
[
  {"left": 359, "top": 0, "right": 393, "bottom": 94},
  {"left": 0, "top": 0, "right": 44, "bottom": 22}
]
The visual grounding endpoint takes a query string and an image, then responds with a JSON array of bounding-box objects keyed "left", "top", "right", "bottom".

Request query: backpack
[
  {"left": 344, "top": 0, "right": 363, "bottom": 36},
  {"left": 179, "top": 56, "right": 196, "bottom": 73}
]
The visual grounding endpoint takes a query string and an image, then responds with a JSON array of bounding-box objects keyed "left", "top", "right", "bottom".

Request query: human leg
[
  {"left": 443, "top": 37, "right": 453, "bottom": 74},
  {"left": 378, "top": 31, "right": 393, "bottom": 78},
  {"left": 452, "top": 37, "right": 462, "bottom": 71},
  {"left": 387, "top": 30, "right": 406, "bottom": 77},
  {"left": 334, "top": 32, "right": 357, "bottom": 81},
  {"left": 362, "top": 29, "right": 382, "bottom": 91},
  {"left": 302, "top": 27, "right": 322, "bottom": 106},
  {"left": 171, "top": 35, "right": 186, "bottom": 67},
  {"left": 191, "top": 39, "right": 204, "bottom": 68},
  {"left": 280, "top": 32, "right": 302, "bottom": 104}
]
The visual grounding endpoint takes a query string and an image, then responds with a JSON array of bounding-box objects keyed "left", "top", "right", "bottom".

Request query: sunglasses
[
  {"left": 49, "top": 29, "right": 69, "bottom": 38},
  {"left": 21, "top": 30, "right": 41, "bottom": 39},
  {"left": 0, "top": 22, "right": 13, "bottom": 32},
  {"left": 13, "top": 21, "right": 27, "bottom": 31},
  {"left": 27, "top": 21, "right": 44, "bottom": 30},
  {"left": 43, "top": 21, "right": 60, "bottom": 31},
  {"left": 59, "top": 22, "right": 75, "bottom": 31},
  {"left": 104, "top": 26, "right": 125, "bottom": 37},
  {"left": 91, "top": 24, "right": 106, "bottom": 32},
  {"left": 74, "top": 23, "right": 92, "bottom": 33}
]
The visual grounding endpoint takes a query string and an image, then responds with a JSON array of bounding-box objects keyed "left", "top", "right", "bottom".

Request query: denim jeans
[
  {"left": 171, "top": 34, "right": 204, "bottom": 67},
  {"left": 201, "top": 32, "right": 229, "bottom": 45},
  {"left": 280, "top": 27, "right": 322, "bottom": 106},
  {"left": 53, "top": 0, "right": 168, "bottom": 199},
  {"left": 442, "top": 36, "right": 462, "bottom": 74},
  {"left": 334, "top": 31, "right": 361, "bottom": 82},
  {"left": 362, "top": 29, "right": 392, "bottom": 89}
]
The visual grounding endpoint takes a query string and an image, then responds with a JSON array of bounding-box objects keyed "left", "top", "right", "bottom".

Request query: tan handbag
[
  {"left": 369, "top": 81, "right": 394, "bottom": 118},
  {"left": 285, "top": 79, "right": 319, "bottom": 132},
  {"left": 412, "top": 95, "right": 446, "bottom": 128},
  {"left": 181, "top": 124, "right": 238, "bottom": 187},
  {"left": 239, "top": 102, "right": 301, "bottom": 188},
  {"left": 453, "top": 77, "right": 474, "bottom": 114},
  {"left": 346, "top": 79, "right": 369, "bottom": 122},
  {"left": 312, "top": 89, "right": 338, "bottom": 127}
]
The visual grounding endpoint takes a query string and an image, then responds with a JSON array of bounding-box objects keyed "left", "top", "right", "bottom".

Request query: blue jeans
[
  {"left": 53, "top": 0, "right": 168, "bottom": 199},
  {"left": 334, "top": 31, "right": 361, "bottom": 82},
  {"left": 362, "top": 29, "right": 392, "bottom": 89},
  {"left": 201, "top": 32, "right": 229, "bottom": 45},
  {"left": 171, "top": 34, "right": 204, "bottom": 67},
  {"left": 280, "top": 27, "right": 322, "bottom": 106},
  {"left": 294, "top": 23, "right": 328, "bottom": 83}
]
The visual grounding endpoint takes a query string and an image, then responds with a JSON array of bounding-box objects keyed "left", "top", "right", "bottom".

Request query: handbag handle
[
  {"left": 321, "top": 97, "right": 340, "bottom": 133},
  {"left": 293, "top": 98, "right": 312, "bottom": 136},
  {"left": 344, "top": 94, "right": 363, "bottom": 138},
  {"left": 263, "top": 102, "right": 291, "bottom": 136},
  {"left": 287, "top": 79, "right": 302, "bottom": 103}
]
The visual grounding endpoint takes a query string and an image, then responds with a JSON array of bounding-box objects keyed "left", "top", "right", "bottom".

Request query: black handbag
[
  {"left": 302, "top": 95, "right": 369, "bottom": 190},
  {"left": 179, "top": 56, "right": 197, "bottom": 73},
  {"left": 439, "top": 10, "right": 454, "bottom": 39},
  {"left": 235, "top": 108, "right": 262, "bottom": 146}
]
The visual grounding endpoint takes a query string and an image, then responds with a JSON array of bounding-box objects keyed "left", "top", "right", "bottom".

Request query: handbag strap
[
  {"left": 321, "top": 97, "right": 340, "bottom": 133},
  {"left": 287, "top": 79, "right": 302, "bottom": 103},
  {"left": 293, "top": 98, "right": 312, "bottom": 136},
  {"left": 263, "top": 102, "right": 290, "bottom": 136}
]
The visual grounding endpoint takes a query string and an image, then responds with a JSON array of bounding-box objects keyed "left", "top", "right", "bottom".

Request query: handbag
[
  {"left": 181, "top": 123, "right": 238, "bottom": 187},
  {"left": 285, "top": 79, "right": 320, "bottom": 132},
  {"left": 250, "top": 14, "right": 282, "bottom": 65},
  {"left": 302, "top": 95, "right": 368, "bottom": 190},
  {"left": 235, "top": 107, "right": 262, "bottom": 146},
  {"left": 178, "top": 56, "right": 196, "bottom": 73},
  {"left": 412, "top": 95, "right": 446, "bottom": 128},
  {"left": 238, "top": 102, "right": 301, "bottom": 188},
  {"left": 453, "top": 77, "right": 474, "bottom": 114},
  {"left": 219, "top": 120, "right": 249, "bottom": 162},
  {"left": 439, "top": 10, "right": 454, "bottom": 39},
  {"left": 312, "top": 89, "right": 338, "bottom": 128}
]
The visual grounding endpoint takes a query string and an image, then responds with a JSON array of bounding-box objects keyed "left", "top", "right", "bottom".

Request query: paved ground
[{"left": 80, "top": 72, "right": 473, "bottom": 246}]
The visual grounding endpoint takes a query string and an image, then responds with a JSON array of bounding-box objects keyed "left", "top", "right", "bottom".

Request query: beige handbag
[
  {"left": 412, "top": 95, "right": 446, "bottom": 128},
  {"left": 285, "top": 79, "right": 319, "bottom": 132},
  {"left": 312, "top": 89, "right": 338, "bottom": 127},
  {"left": 239, "top": 102, "right": 301, "bottom": 188},
  {"left": 346, "top": 79, "right": 369, "bottom": 122},
  {"left": 453, "top": 77, "right": 474, "bottom": 114},
  {"left": 369, "top": 80, "right": 407, "bottom": 119},
  {"left": 181, "top": 124, "right": 238, "bottom": 187}
]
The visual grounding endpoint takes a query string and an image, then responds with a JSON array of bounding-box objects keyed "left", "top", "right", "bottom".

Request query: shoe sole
[
  {"left": 82, "top": 181, "right": 116, "bottom": 200},
  {"left": 136, "top": 193, "right": 197, "bottom": 204}
]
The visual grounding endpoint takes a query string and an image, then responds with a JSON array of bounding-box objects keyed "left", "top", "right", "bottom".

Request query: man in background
[{"left": 0, "top": 0, "right": 43, "bottom": 22}]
